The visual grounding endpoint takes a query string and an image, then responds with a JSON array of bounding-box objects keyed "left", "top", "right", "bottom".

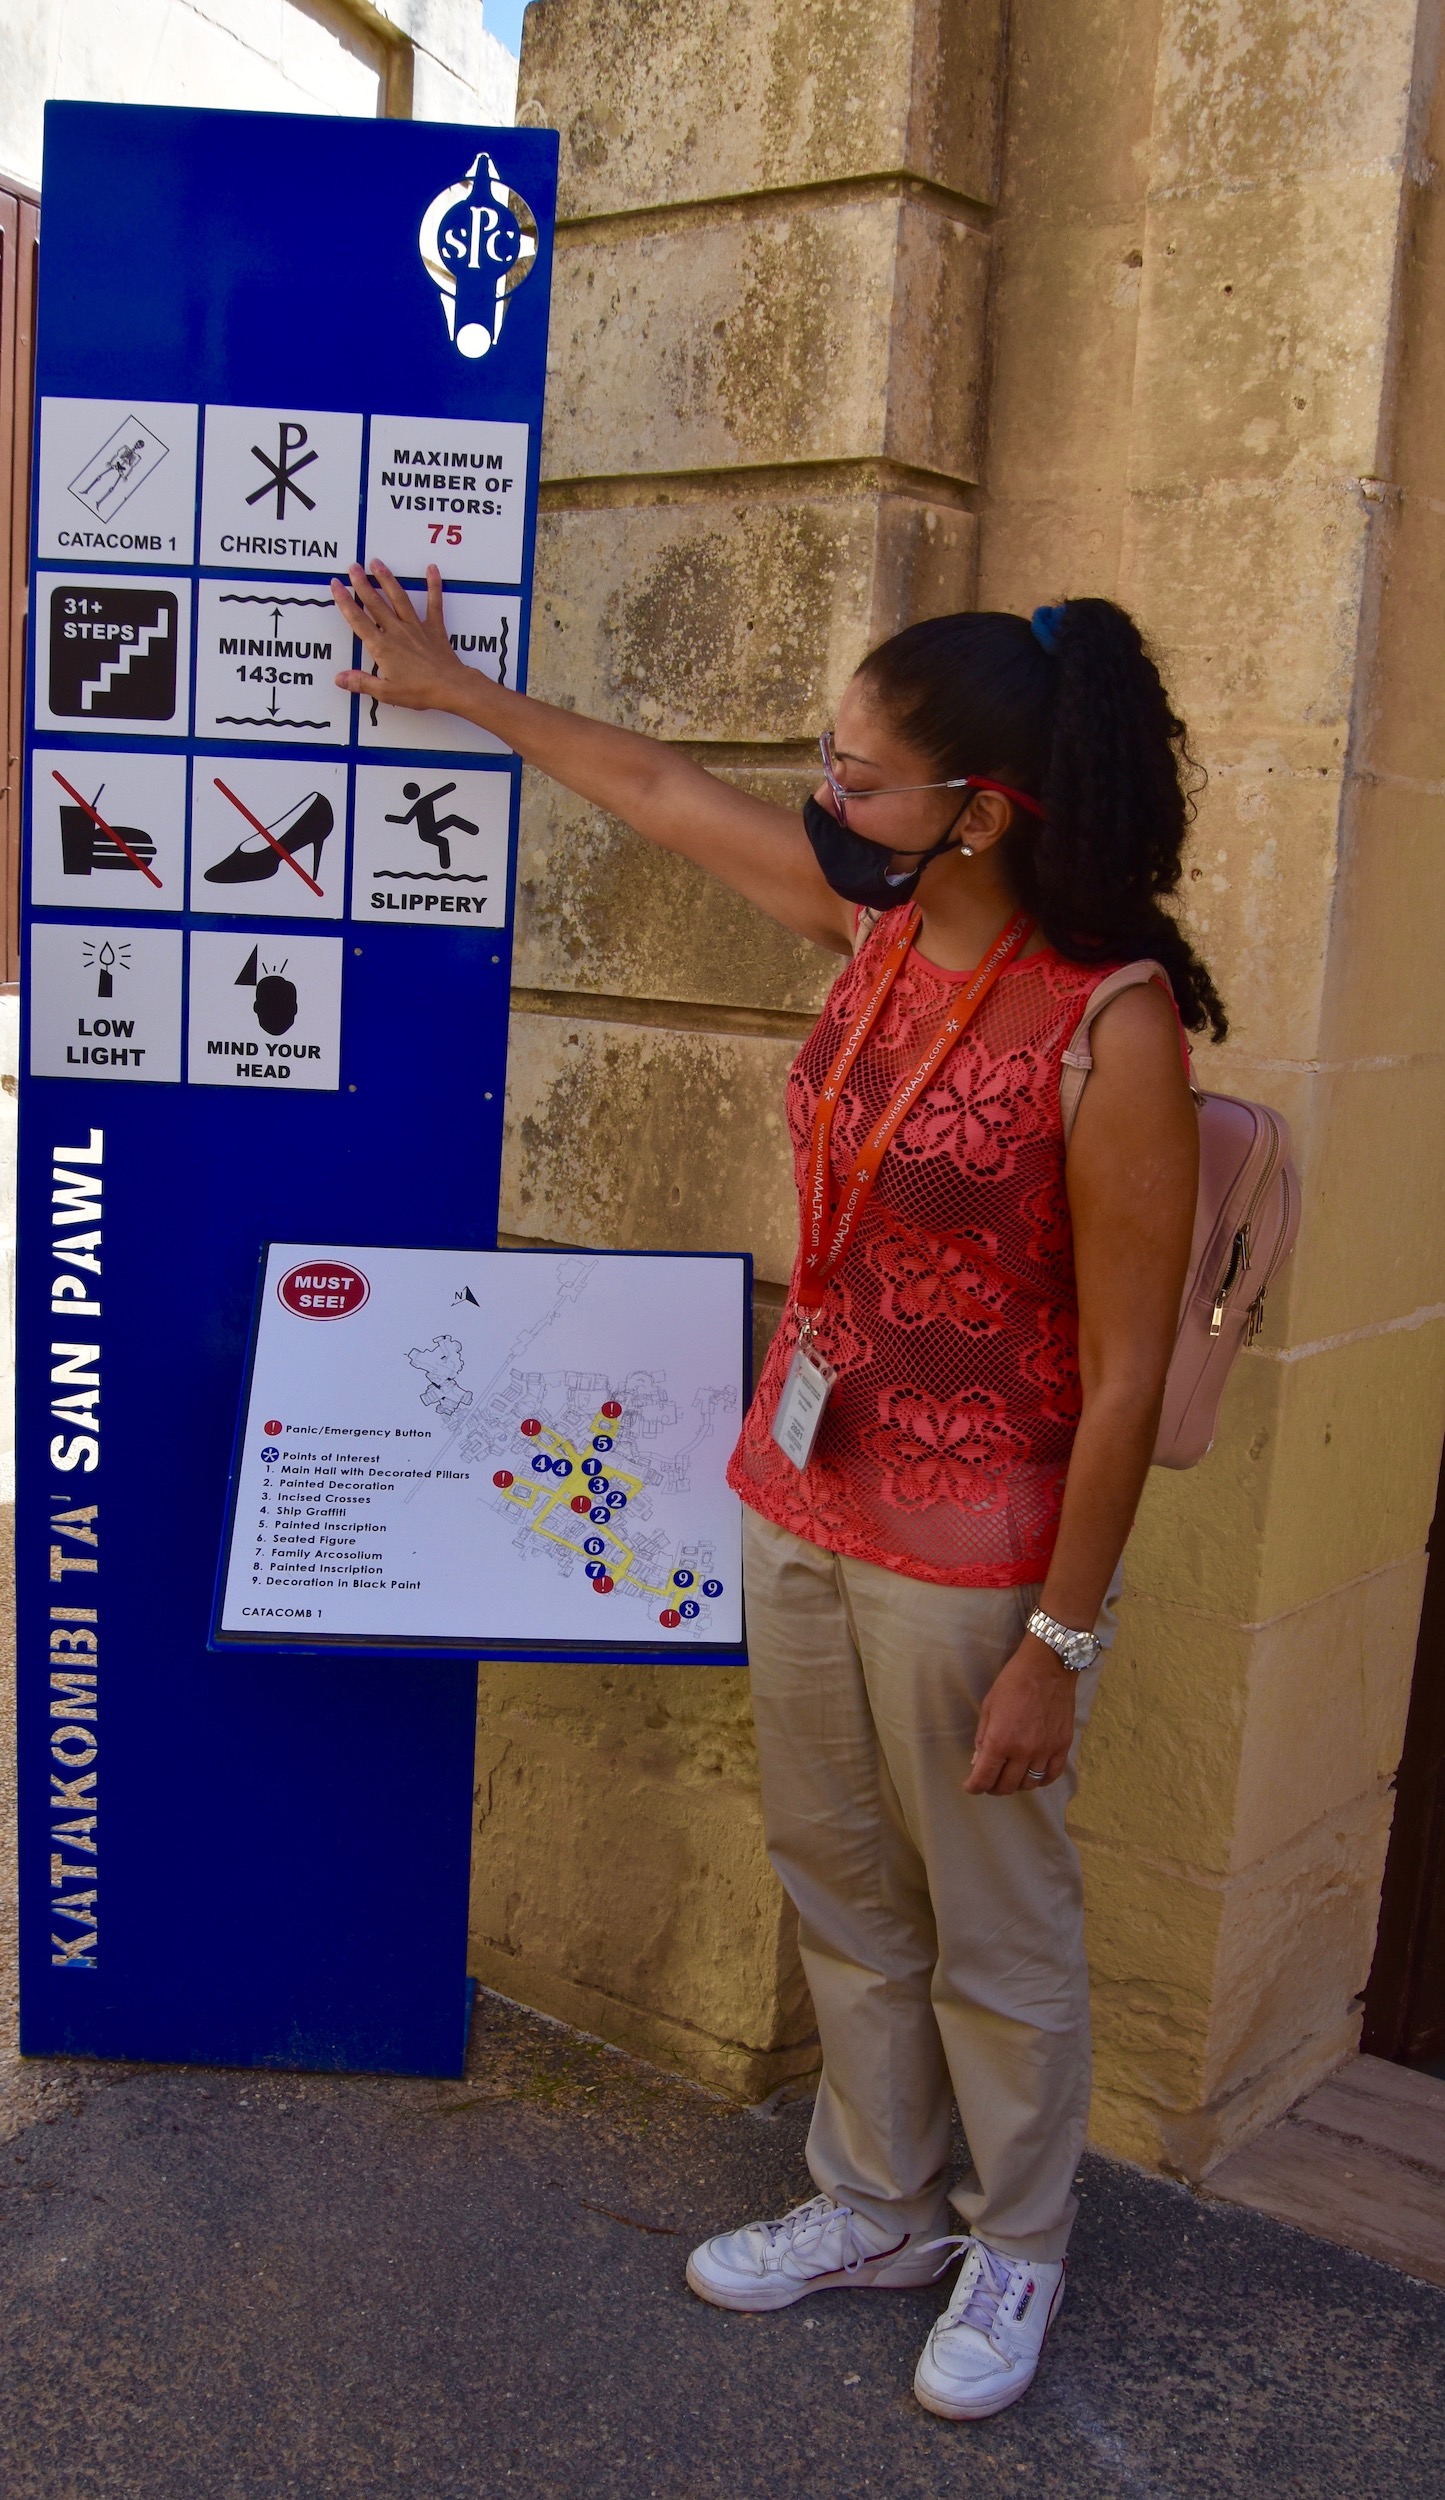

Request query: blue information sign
[{"left": 16, "top": 104, "right": 558, "bottom": 2075}]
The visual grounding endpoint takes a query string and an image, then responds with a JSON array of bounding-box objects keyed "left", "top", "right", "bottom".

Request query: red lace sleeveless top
[{"left": 727, "top": 909, "right": 1125, "bottom": 1586}]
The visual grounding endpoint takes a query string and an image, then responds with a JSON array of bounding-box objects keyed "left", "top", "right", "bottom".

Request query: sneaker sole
[
  {"left": 685, "top": 2249, "right": 950, "bottom": 2314},
  {"left": 912, "top": 2368, "right": 1038, "bottom": 2421}
]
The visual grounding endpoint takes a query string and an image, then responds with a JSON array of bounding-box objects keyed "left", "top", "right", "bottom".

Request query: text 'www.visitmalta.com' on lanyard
[{"left": 795, "top": 907, "right": 1035, "bottom": 1318}]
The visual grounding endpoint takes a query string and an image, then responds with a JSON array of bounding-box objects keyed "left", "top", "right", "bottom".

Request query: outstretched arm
[{"left": 331, "top": 562, "right": 853, "bottom": 954}]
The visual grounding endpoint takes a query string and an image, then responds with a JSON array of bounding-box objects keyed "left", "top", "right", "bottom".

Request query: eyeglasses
[{"left": 817, "top": 731, "right": 1047, "bottom": 834}]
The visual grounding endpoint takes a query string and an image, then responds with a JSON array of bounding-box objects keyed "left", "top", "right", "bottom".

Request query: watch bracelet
[{"left": 1026, "top": 1605, "right": 1101, "bottom": 1673}]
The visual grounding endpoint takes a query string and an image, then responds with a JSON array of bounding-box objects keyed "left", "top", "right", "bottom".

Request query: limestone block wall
[
  {"left": 979, "top": 0, "right": 1445, "bottom": 2169},
  {"left": 470, "top": 0, "right": 1004, "bottom": 2095},
  {"left": 479, "top": 0, "right": 1445, "bottom": 2162}
]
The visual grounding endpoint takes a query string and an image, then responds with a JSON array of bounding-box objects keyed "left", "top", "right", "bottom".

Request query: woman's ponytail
[{"left": 859, "top": 597, "right": 1228, "bottom": 1040}]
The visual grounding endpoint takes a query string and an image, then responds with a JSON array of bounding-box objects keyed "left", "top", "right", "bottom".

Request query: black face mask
[{"left": 802, "top": 794, "right": 957, "bottom": 910}]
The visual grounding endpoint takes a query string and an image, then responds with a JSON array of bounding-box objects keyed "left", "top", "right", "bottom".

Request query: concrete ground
[
  {"left": 1, "top": 1992, "right": 1443, "bottom": 2500},
  {"left": 4, "top": 1551, "right": 1443, "bottom": 2498}
]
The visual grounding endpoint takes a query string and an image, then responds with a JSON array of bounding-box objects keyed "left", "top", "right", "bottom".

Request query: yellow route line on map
[{"left": 496, "top": 1408, "right": 672, "bottom": 1602}]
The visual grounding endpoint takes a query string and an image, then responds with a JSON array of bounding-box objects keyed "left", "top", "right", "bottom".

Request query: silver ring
[{"left": 1024, "top": 1768, "right": 1048, "bottom": 1784}]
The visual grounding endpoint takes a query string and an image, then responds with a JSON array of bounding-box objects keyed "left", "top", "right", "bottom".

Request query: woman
[{"left": 330, "top": 566, "right": 1211, "bottom": 2422}]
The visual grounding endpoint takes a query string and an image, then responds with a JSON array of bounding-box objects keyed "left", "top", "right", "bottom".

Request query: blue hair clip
[{"left": 1031, "top": 604, "right": 1067, "bottom": 654}]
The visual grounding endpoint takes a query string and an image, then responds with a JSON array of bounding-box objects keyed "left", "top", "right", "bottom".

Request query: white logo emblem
[{"left": 419, "top": 153, "right": 538, "bottom": 360}]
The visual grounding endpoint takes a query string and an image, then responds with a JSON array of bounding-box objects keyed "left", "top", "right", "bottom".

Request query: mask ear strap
[{"left": 886, "top": 793, "right": 977, "bottom": 885}]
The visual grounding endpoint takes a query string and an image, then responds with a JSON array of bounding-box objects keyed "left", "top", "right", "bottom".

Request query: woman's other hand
[
  {"left": 964, "top": 1639, "right": 1077, "bottom": 1795},
  {"left": 330, "top": 560, "right": 469, "bottom": 712}
]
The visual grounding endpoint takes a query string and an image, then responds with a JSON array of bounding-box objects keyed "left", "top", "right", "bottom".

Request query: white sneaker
[
  {"left": 912, "top": 2238, "right": 1065, "bottom": 2419},
  {"left": 686, "top": 2193, "right": 953, "bottom": 2314}
]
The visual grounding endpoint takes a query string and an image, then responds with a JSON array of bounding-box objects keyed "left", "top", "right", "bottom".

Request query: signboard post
[{"left": 17, "top": 104, "right": 560, "bottom": 2074}]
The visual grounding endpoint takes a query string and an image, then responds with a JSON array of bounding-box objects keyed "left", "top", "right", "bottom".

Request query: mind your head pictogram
[{"left": 419, "top": 152, "right": 537, "bottom": 360}]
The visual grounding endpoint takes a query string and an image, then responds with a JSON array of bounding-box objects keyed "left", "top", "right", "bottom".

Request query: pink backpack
[{"left": 1060, "top": 963, "right": 1302, "bottom": 1468}]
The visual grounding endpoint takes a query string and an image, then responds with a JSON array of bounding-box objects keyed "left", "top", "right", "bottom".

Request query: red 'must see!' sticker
[{"left": 277, "top": 1262, "right": 370, "bottom": 1319}]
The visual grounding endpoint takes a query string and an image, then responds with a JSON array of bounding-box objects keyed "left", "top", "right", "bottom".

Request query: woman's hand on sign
[
  {"left": 327, "top": 558, "right": 851, "bottom": 955},
  {"left": 330, "top": 562, "right": 469, "bottom": 712},
  {"left": 964, "top": 1639, "right": 1077, "bottom": 1796}
]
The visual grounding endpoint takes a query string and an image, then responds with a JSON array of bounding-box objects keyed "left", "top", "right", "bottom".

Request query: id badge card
[{"left": 770, "top": 1343, "right": 836, "bottom": 1472}]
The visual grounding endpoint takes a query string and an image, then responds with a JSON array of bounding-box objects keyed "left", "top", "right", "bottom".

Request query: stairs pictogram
[{"left": 82, "top": 607, "right": 173, "bottom": 712}]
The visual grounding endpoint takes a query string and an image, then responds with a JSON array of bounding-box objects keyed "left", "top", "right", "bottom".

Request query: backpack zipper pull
[{"left": 1209, "top": 1224, "right": 1252, "bottom": 1338}]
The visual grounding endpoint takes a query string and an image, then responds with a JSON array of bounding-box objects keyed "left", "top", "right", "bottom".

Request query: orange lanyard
[{"left": 796, "top": 908, "right": 1034, "bottom": 1316}]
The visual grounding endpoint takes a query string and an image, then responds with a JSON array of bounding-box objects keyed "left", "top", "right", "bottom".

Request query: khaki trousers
[{"left": 744, "top": 1507, "right": 1115, "bottom": 2263}]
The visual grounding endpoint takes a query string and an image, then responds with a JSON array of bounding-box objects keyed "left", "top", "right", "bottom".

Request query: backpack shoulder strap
[
  {"left": 1060, "top": 961, "right": 1186, "bottom": 1145},
  {"left": 852, "top": 906, "right": 882, "bottom": 955}
]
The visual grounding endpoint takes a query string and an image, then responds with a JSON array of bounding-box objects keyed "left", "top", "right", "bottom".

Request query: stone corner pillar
[
  {"left": 980, "top": 0, "right": 1445, "bottom": 2174},
  {"left": 467, "top": 0, "right": 1006, "bottom": 2096}
]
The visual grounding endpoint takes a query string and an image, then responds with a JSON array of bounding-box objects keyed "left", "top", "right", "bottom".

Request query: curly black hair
[{"left": 857, "top": 599, "right": 1227, "bottom": 1040}]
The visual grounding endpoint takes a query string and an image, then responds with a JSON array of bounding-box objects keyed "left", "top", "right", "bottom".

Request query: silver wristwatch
[{"left": 1026, "top": 1606, "right": 1102, "bottom": 1675}]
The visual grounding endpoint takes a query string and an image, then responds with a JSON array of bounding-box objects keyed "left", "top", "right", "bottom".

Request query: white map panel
[{"left": 219, "top": 1246, "right": 748, "bottom": 1650}]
